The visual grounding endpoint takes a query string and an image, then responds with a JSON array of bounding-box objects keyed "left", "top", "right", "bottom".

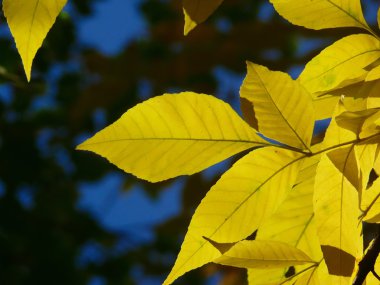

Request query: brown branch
[{"left": 353, "top": 229, "right": 380, "bottom": 285}]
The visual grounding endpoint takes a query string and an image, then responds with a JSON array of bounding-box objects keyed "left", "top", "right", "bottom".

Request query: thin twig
[{"left": 353, "top": 226, "right": 380, "bottom": 285}]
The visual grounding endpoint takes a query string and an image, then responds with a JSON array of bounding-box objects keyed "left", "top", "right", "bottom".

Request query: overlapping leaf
[
  {"left": 314, "top": 149, "right": 362, "bottom": 281},
  {"left": 183, "top": 0, "right": 223, "bottom": 35},
  {"left": 298, "top": 34, "right": 380, "bottom": 95},
  {"left": 164, "top": 147, "right": 304, "bottom": 284},
  {"left": 361, "top": 177, "right": 380, "bottom": 223},
  {"left": 248, "top": 154, "right": 322, "bottom": 284},
  {"left": 240, "top": 62, "right": 314, "bottom": 150},
  {"left": 3, "top": 0, "right": 67, "bottom": 81},
  {"left": 270, "top": 0, "right": 368, "bottom": 31},
  {"left": 365, "top": 65, "right": 380, "bottom": 82},
  {"left": 77, "top": 92, "right": 266, "bottom": 182},
  {"left": 213, "top": 240, "right": 315, "bottom": 269}
]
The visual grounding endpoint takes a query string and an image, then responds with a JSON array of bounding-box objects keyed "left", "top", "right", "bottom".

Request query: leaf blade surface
[
  {"left": 77, "top": 92, "right": 266, "bottom": 182},
  {"left": 3, "top": 0, "right": 67, "bottom": 81},
  {"left": 164, "top": 147, "right": 304, "bottom": 284}
]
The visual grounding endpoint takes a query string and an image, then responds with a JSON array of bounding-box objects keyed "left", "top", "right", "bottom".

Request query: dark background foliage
[{"left": 0, "top": 0, "right": 377, "bottom": 284}]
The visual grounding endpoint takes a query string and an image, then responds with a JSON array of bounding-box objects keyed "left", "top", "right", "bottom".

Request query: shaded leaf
[
  {"left": 3, "top": 0, "right": 67, "bottom": 81},
  {"left": 77, "top": 92, "right": 266, "bottom": 182},
  {"left": 183, "top": 0, "right": 223, "bottom": 35}
]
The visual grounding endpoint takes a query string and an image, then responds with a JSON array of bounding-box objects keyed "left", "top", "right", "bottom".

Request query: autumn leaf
[
  {"left": 240, "top": 62, "right": 314, "bottom": 151},
  {"left": 77, "top": 92, "right": 266, "bottom": 182},
  {"left": 248, "top": 154, "right": 323, "bottom": 284},
  {"left": 314, "top": 149, "right": 362, "bottom": 281},
  {"left": 270, "top": 0, "right": 368, "bottom": 31},
  {"left": 164, "top": 147, "right": 304, "bottom": 284},
  {"left": 298, "top": 34, "right": 380, "bottom": 95},
  {"left": 3, "top": 0, "right": 67, "bottom": 81},
  {"left": 211, "top": 240, "right": 316, "bottom": 269},
  {"left": 361, "top": 177, "right": 380, "bottom": 223}
]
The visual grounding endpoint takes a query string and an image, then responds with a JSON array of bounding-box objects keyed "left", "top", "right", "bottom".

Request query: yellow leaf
[
  {"left": 313, "top": 95, "right": 339, "bottom": 120},
  {"left": 335, "top": 109, "right": 379, "bottom": 136},
  {"left": 240, "top": 62, "right": 314, "bottom": 151},
  {"left": 361, "top": 177, "right": 380, "bottom": 223},
  {"left": 298, "top": 34, "right": 380, "bottom": 94},
  {"left": 183, "top": 0, "right": 223, "bottom": 35},
  {"left": 214, "top": 240, "right": 315, "bottom": 269},
  {"left": 164, "top": 147, "right": 304, "bottom": 284},
  {"left": 77, "top": 92, "right": 266, "bottom": 182},
  {"left": 360, "top": 110, "right": 380, "bottom": 139},
  {"left": 248, "top": 155, "right": 323, "bottom": 285},
  {"left": 365, "top": 65, "right": 380, "bottom": 82},
  {"left": 269, "top": 0, "right": 368, "bottom": 30},
  {"left": 378, "top": 6, "right": 380, "bottom": 31},
  {"left": 331, "top": 80, "right": 380, "bottom": 112},
  {"left": 375, "top": 147, "right": 380, "bottom": 175},
  {"left": 322, "top": 102, "right": 357, "bottom": 149},
  {"left": 355, "top": 143, "right": 378, "bottom": 195},
  {"left": 3, "top": 0, "right": 67, "bottom": 81},
  {"left": 314, "top": 150, "right": 362, "bottom": 279}
]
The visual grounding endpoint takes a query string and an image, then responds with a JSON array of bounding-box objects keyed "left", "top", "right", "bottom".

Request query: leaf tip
[{"left": 183, "top": 6, "right": 198, "bottom": 35}]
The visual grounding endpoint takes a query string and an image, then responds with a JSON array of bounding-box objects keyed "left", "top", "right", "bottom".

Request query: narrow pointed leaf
[
  {"left": 164, "top": 147, "right": 304, "bottom": 284},
  {"left": 314, "top": 150, "right": 361, "bottom": 278},
  {"left": 3, "top": 0, "right": 67, "bottom": 81},
  {"left": 299, "top": 34, "right": 380, "bottom": 94},
  {"left": 270, "top": 0, "right": 368, "bottom": 30},
  {"left": 214, "top": 240, "right": 315, "bottom": 269},
  {"left": 77, "top": 92, "right": 266, "bottom": 182},
  {"left": 240, "top": 62, "right": 314, "bottom": 150},
  {"left": 183, "top": 0, "right": 223, "bottom": 35}
]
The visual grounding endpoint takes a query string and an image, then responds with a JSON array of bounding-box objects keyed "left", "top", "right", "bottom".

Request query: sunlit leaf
[
  {"left": 322, "top": 102, "right": 357, "bottom": 148},
  {"left": 332, "top": 80, "right": 380, "bottom": 112},
  {"left": 164, "top": 147, "right": 304, "bottom": 284},
  {"left": 77, "top": 92, "right": 266, "bottom": 182},
  {"left": 240, "top": 62, "right": 314, "bottom": 150},
  {"left": 365, "top": 65, "right": 380, "bottom": 82},
  {"left": 248, "top": 154, "right": 323, "bottom": 284},
  {"left": 298, "top": 34, "right": 380, "bottom": 94},
  {"left": 3, "top": 0, "right": 67, "bottom": 81},
  {"left": 314, "top": 150, "right": 361, "bottom": 280},
  {"left": 183, "top": 0, "right": 223, "bottom": 35},
  {"left": 270, "top": 0, "right": 368, "bottom": 30},
  {"left": 355, "top": 143, "right": 377, "bottom": 193},
  {"left": 360, "top": 111, "right": 380, "bottom": 139},
  {"left": 313, "top": 95, "right": 339, "bottom": 120},
  {"left": 361, "top": 177, "right": 380, "bottom": 223},
  {"left": 213, "top": 240, "right": 315, "bottom": 269}
]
